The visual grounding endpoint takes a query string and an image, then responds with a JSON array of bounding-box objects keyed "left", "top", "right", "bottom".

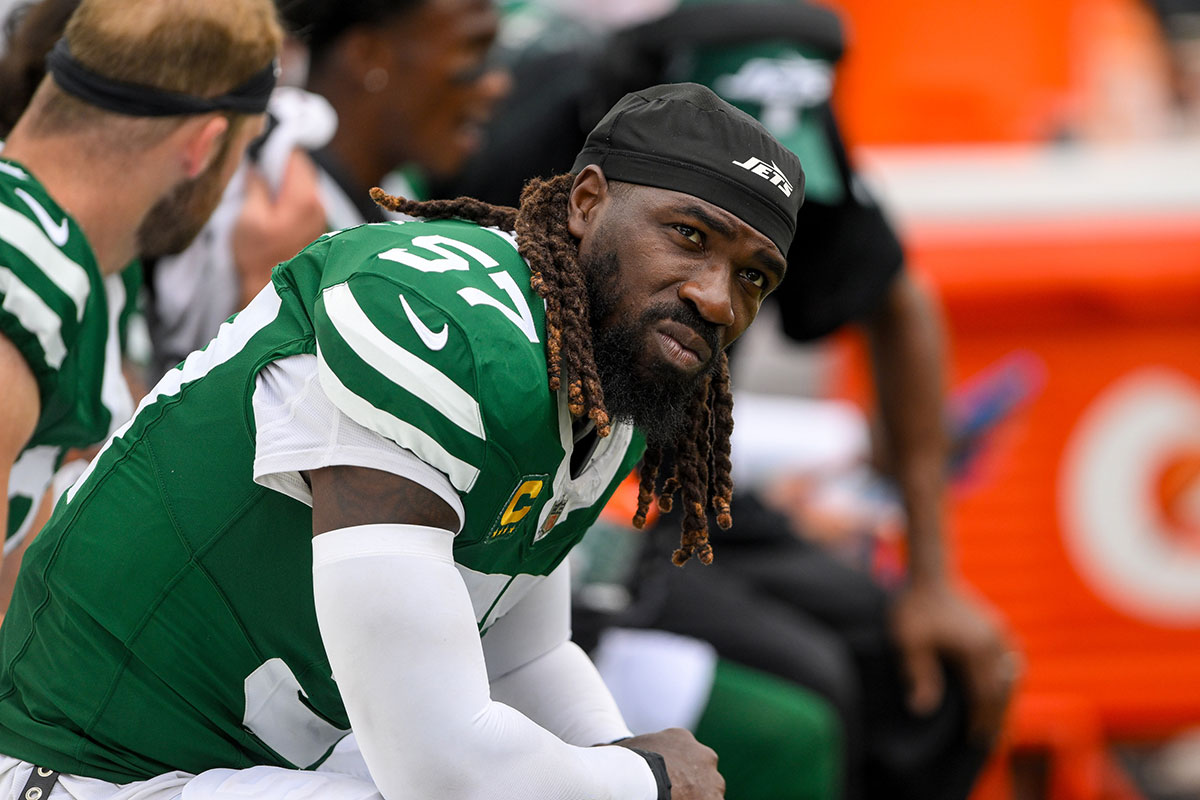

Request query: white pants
[{"left": 0, "top": 736, "right": 381, "bottom": 800}]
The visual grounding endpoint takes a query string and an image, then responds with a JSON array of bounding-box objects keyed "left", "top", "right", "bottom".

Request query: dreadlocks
[{"left": 370, "top": 174, "right": 735, "bottom": 565}]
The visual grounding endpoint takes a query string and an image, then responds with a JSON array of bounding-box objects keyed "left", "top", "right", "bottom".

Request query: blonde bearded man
[{"left": 0, "top": 0, "right": 282, "bottom": 608}]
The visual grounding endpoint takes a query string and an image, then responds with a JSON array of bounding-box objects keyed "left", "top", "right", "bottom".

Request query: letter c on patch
[{"left": 501, "top": 480, "right": 544, "bottom": 526}]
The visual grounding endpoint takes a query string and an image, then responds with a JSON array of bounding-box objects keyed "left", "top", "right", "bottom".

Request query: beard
[
  {"left": 135, "top": 136, "right": 233, "bottom": 259},
  {"left": 584, "top": 246, "right": 721, "bottom": 447}
]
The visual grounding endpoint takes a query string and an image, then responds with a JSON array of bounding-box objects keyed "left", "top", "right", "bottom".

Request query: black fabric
[
  {"left": 583, "top": 2, "right": 843, "bottom": 142},
  {"left": 609, "top": 1, "right": 844, "bottom": 64},
  {"left": 428, "top": 47, "right": 594, "bottom": 207},
  {"left": 626, "top": 747, "right": 673, "bottom": 800},
  {"left": 18, "top": 766, "right": 59, "bottom": 800},
  {"left": 308, "top": 146, "right": 388, "bottom": 224},
  {"left": 1145, "top": 0, "right": 1200, "bottom": 37},
  {"left": 771, "top": 104, "right": 903, "bottom": 342},
  {"left": 571, "top": 82, "right": 804, "bottom": 253},
  {"left": 245, "top": 111, "right": 280, "bottom": 164},
  {"left": 591, "top": 492, "right": 988, "bottom": 800},
  {"left": 46, "top": 39, "right": 276, "bottom": 117}
]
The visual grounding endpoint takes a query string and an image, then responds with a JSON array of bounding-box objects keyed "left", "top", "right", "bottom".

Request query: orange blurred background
[
  {"left": 825, "top": 0, "right": 1175, "bottom": 144},
  {"left": 812, "top": 1, "right": 1200, "bottom": 797}
]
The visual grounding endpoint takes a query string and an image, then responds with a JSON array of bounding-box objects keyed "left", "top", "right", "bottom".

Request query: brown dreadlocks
[{"left": 370, "top": 174, "right": 735, "bottom": 565}]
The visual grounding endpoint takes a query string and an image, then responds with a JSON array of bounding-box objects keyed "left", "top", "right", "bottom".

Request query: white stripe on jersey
[
  {"left": 0, "top": 162, "right": 28, "bottom": 180},
  {"left": 455, "top": 563, "right": 547, "bottom": 633},
  {"left": 480, "top": 226, "right": 520, "bottom": 252},
  {"left": 320, "top": 282, "right": 485, "bottom": 440},
  {"left": 99, "top": 274, "right": 134, "bottom": 437},
  {"left": 316, "top": 347, "right": 481, "bottom": 493},
  {"left": 0, "top": 266, "right": 67, "bottom": 368},
  {"left": 5, "top": 444, "right": 58, "bottom": 553},
  {"left": 68, "top": 281, "right": 285, "bottom": 503},
  {"left": 0, "top": 201, "right": 90, "bottom": 322}
]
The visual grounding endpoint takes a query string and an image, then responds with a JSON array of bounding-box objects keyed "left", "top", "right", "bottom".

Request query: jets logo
[
  {"left": 732, "top": 156, "right": 794, "bottom": 197},
  {"left": 714, "top": 54, "right": 834, "bottom": 133}
]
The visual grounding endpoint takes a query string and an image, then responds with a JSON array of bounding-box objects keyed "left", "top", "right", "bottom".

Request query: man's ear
[
  {"left": 567, "top": 165, "right": 608, "bottom": 240},
  {"left": 338, "top": 27, "right": 390, "bottom": 86},
  {"left": 180, "top": 114, "right": 230, "bottom": 179}
]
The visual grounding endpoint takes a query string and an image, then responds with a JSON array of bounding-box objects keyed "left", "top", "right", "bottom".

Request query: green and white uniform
[
  {"left": 0, "top": 157, "right": 136, "bottom": 547},
  {"left": 0, "top": 218, "right": 643, "bottom": 782}
]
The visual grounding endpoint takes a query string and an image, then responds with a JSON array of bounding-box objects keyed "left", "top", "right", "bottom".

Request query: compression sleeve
[
  {"left": 483, "top": 562, "right": 634, "bottom": 746},
  {"left": 312, "top": 524, "right": 657, "bottom": 800}
]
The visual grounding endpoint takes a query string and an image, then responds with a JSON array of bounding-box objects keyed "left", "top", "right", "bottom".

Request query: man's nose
[
  {"left": 678, "top": 265, "right": 735, "bottom": 328},
  {"left": 478, "top": 66, "right": 512, "bottom": 107}
]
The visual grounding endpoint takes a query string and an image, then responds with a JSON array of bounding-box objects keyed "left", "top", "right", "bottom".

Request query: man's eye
[
  {"left": 743, "top": 269, "right": 768, "bottom": 290},
  {"left": 452, "top": 62, "right": 488, "bottom": 85},
  {"left": 451, "top": 51, "right": 499, "bottom": 85},
  {"left": 674, "top": 225, "right": 703, "bottom": 246}
]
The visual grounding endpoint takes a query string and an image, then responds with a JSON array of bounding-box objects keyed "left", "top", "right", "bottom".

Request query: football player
[
  {"left": 148, "top": 0, "right": 514, "bottom": 379},
  {"left": 0, "top": 0, "right": 282, "bottom": 605},
  {"left": 0, "top": 84, "right": 801, "bottom": 800}
]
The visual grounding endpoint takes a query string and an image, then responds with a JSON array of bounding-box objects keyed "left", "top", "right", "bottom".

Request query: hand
[
  {"left": 231, "top": 150, "right": 326, "bottom": 308},
  {"left": 890, "top": 580, "right": 1019, "bottom": 742},
  {"left": 618, "top": 728, "right": 724, "bottom": 800}
]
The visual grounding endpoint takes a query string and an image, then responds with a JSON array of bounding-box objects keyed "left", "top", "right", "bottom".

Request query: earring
[{"left": 364, "top": 67, "right": 389, "bottom": 93}]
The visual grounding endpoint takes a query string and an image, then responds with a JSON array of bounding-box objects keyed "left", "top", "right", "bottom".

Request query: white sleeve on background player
[
  {"left": 483, "top": 561, "right": 635, "bottom": 747},
  {"left": 312, "top": 524, "right": 657, "bottom": 800}
]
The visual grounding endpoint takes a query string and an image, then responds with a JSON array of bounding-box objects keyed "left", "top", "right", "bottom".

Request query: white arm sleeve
[
  {"left": 483, "top": 562, "right": 634, "bottom": 746},
  {"left": 312, "top": 525, "right": 656, "bottom": 800}
]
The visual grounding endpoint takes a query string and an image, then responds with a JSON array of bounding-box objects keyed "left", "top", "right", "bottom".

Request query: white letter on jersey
[
  {"left": 379, "top": 233, "right": 538, "bottom": 342},
  {"left": 243, "top": 658, "right": 349, "bottom": 768},
  {"left": 458, "top": 271, "right": 539, "bottom": 344},
  {"left": 379, "top": 234, "right": 499, "bottom": 273}
]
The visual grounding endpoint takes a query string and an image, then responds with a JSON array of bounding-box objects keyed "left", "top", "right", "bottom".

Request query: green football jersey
[
  {"left": 0, "top": 218, "right": 644, "bottom": 781},
  {"left": 0, "top": 157, "right": 135, "bottom": 543}
]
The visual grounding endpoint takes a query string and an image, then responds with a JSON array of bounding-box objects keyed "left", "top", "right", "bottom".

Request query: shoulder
[
  {"left": 311, "top": 219, "right": 537, "bottom": 357},
  {"left": 311, "top": 218, "right": 525, "bottom": 284},
  {"left": 311, "top": 218, "right": 538, "bottom": 354},
  {"left": 0, "top": 159, "right": 100, "bottom": 385},
  {"left": 308, "top": 218, "right": 550, "bottom": 493}
]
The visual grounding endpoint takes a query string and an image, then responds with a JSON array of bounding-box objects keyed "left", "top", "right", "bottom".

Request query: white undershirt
[{"left": 251, "top": 353, "right": 465, "bottom": 531}]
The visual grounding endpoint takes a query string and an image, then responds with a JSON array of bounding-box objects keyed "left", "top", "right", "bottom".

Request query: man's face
[
  {"left": 576, "top": 178, "right": 787, "bottom": 443},
  {"left": 137, "top": 114, "right": 263, "bottom": 259},
  {"left": 377, "top": 0, "right": 510, "bottom": 178}
]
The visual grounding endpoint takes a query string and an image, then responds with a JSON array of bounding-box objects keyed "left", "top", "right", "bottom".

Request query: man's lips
[
  {"left": 454, "top": 120, "right": 485, "bottom": 154},
  {"left": 654, "top": 320, "right": 714, "bottom": 371}
]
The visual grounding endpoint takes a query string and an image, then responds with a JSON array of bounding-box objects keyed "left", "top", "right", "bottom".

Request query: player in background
[
  {"left": 0, "top": 0, "right": 78, "bottom": 138},
  {"left": 0, "top": 0, "right": 282, "bottom": 609},
  {"left": 147, "top": 0, "right": 513, "bottom": 379}
]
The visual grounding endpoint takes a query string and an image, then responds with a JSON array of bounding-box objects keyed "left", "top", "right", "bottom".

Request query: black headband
[
  {"left": 572, "top": 83, "right": 804, "bottom": 254},
  {"left": 46, "top": 38, "right": 277, "bottom": 117}
]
